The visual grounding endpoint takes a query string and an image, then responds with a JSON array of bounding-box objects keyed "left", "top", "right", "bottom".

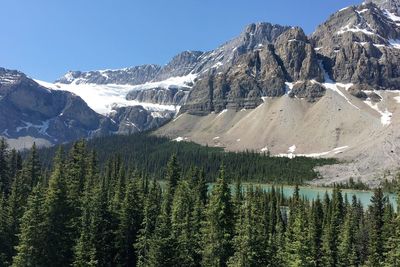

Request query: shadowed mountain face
[
  {"left": 0, "top": 68, "right": 115, "bottom": 146},
  {"left": 365, "top": 0, "right": 400, "bottom": 13},
  {"left": 0, "top": 68, "right": 175, "bottom": 148},
  {"left": 312, "top": 1, "right": 400, "bottom": 89}
]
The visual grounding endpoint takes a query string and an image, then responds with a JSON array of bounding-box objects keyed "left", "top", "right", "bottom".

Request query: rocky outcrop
[
  {"left": 126, "top": 87, "right": 188, "bottom": 106},
  {"left": 56, "top": 64, "right": 161, "bottom": 85},
  {"left": 365, "top": 0, "right": 400, "bottom": 14},
  {"left": 289, "top": 81, "right": 326, "bottom": 102},
  {"left": 110, "top": 106, "right": 174, "bottom": 134},
  {"left": 312, "top": 2, "right": 400, "bottom": 89},
  {"left": 275, "top": 28, "right": 324, "bottom": 82},
  {"left": 0, "top": 68, "right": 117, "bottom": 144},
  {"left": 154, "top": 51, "right": 203, "bottom": 81},
  {"left": 181, "top": 26, "right": 325, "bottom": 114}
]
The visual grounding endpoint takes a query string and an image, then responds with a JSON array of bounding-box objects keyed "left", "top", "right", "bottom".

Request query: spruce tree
[
  {"left": 0, "top": 138, "right": 9, "bottom": 195},
  {"left": 171, "top": 180, "right": 196, "bottom": 266},
  {"left": 86, "top": 178, "right": 116, "bottom": 267},
  {"left": 321, "top": 187, "right": 343, "bottom": 267},
  {"left": 309, "top": 198, "right": 323, "bottom": 267},
  {"left": 0, "top": 193, "right": 8, "bottom": 266},
  {"left": 43, "top": 147, "right": 73, "bottom": 267},
  {"left": 202, "top": 165, "right": 234, "bottom": 267},
  {"left": 135, "top": 179, "right": 162, "bottom": 267},
  {"left": 8, "top": 149, "right": 22, "bottom": 187},
  {"left": 385, "top": 177, "right": 400, "bottom": 266},
  {"left": 367, "top": 188, "right": 386, "bottom": 266},
  {"left": 12, "top": 185, "right": 47, "bottom": 267},
  {"left": 73, "top": 151, "right": 99, "bottom": 267},
  {"left": 115, "top": 175, "right": 143, "bottom": 266}
]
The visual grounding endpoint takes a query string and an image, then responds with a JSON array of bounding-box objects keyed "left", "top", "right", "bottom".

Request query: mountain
[
  {"left": 0, "top": 68, "right": 175, "bottom": 148},
  {"left": 0, "top": 68, "right": 115, "bottom": 148},
  {"left": 3, "top": 0, "right": 400, "bottom": 185},
  {"left": 312, "top": 0, "right": 400, "bottom": 89},
  {"left": 56, "top": 64, "right": 161, "bottom": 85}
]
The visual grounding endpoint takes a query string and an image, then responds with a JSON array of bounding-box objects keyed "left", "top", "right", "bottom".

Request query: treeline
[
  {"left": 1, "top": 139, "right": 400, "bottom": 266},
  {"left": 35, "top": 134, "right": 337, "bottom": 184}
]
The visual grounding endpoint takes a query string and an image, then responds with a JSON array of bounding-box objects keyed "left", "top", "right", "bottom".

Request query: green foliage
[
  {"left": 12, "top": 185, "right": 47, "bottom": 267},
  {"left": 1, "top": 138, "right": 400, "bottom": 266},
  {"left": 36, "top": 133, "right": 337, "bottom": 185},
  {"left": 202, "top": 166, "right": 235, "bottom": 267}
]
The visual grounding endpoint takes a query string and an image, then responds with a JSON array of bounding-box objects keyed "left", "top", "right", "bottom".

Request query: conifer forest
[{"left": 0, "top": 137, "right": 399, "bottom": 267}]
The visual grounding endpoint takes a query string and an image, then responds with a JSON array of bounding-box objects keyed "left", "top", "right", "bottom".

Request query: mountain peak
[{"left": 364, "top": 0, "right": 400, "bottom": 14}]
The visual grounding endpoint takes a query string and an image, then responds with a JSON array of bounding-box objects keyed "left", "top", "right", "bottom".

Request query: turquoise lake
[
  {"left": 159, "top": 181, "right": 398, "bottom": 209},
  {"left": 239, "top": 184, "right": 398, "bottom": 210}
]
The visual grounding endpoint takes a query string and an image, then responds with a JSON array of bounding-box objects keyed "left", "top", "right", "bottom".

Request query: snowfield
[{"left": 35, "top": 79, "right": 182, "bottom": 115}]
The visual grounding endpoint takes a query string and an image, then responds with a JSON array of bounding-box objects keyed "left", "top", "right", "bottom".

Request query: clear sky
[{"left": 1, "top": 0, "right": 361, "bottom": 81}]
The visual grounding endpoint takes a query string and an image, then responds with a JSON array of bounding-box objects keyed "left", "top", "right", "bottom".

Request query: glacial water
[{"left": 159, "top": 181, "right": 398, "bottom": 209}]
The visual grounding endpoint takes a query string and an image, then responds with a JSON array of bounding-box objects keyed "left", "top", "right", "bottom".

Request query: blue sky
[{"left": 1, "top": 0, "right": 361, "bottom": 81}]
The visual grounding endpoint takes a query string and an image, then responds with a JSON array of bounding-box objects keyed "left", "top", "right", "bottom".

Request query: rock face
[
  {"left": 126, "top": 87, "right": 188, "bottom": 106},
  {"left": 110, "top": 106, "right": 174, "bottom": 134},
  {"left": 154, "top": 51, "right": 204, "bottom": 81},
  {"left": 289, "top": 81, "right": 326, "bottom": 102},
  {"left": 0, "top": 68, "right": 175, "bottom": 147},
  {"left": 181, "top": 26, "right": 325, "bottom": 114},
  {"left": 56, "top": 65, "right": 161, "bottom": 85},
  {"left": 0, "top": 68, "right": 116, "bottom": 144},
  {"left": 365, "top": 0, "right": 400, "bottom": 14},
  {"left": 311, "top": 2, "right": 400, "bottom": 89}
]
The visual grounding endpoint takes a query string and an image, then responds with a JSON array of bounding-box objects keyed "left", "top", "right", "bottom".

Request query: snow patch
[
  {"left": 389, "top": 39, "right": 400, "bottom": 49},
  {"left": 364, "top": 98, "right": 392, "bottom": 126},
  {"left": 288, "top": 145, "right": 296, "bottom": 153},
  {"left": 318, "top": 62, "right": 359, "bottom": 110},
  {"left": 173, "top": 137, "right": 184, "bottom": 142},
  {"left": 130, "top": 73, "right": 197, "bottom": 91},
  {"left": 337, "top": 23, "right": 375, "bottom": 35},
  {"left": 216, "top": 109, "right": 228, "bottom": 118},
  {"left": 261, "top": 145, "right": 269, "bottom": 152},
  {"left": 16, "top": 120, "right": 51, "bottom": 136},
  {"left": 297, "top": 146, "right": 349, "bottom": 158},
  {"left": 384, "top": 10, "right": 400, "bottom": 25}
]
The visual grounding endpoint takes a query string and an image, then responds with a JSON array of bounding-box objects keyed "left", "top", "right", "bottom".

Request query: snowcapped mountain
[{"left": 3, "top": 0, "right": 400, "bottom": 185}]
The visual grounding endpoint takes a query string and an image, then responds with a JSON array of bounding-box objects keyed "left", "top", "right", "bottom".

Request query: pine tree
[
  {"left": 385, "top": 176, "right": 400, "bottom": 266},
  {"left": 191, "top": 186, "right": 206, "bottom": 266},
  {"left": 145, "top": 155, "right": 181, "bottom": 267},
  {"left": 43, "top": 147, "right": 73, "bottom": 267},
  {"left": 338, "top": 204, "right": 357, "bottom": 267},
  {"left": 202, "top": 165, "right": 234, "bottom": 267},
  {"left": 135, "top": 179, "right": 162, "bottom": 267},
  {"left": 309, "top": 198, "right": 323, "bottom": 267},
  {"left": 8, "top": 149, "right": 22, "bottom": 186},
  {"left": 86, "top": 178, "right": 117, "bottom": 267},
  {"left": 0, "top": 193, "right": 8, "bottom": 266},
  {"left": 322, "top": 187, "right": 343, "bottom": 267},
  {"left": 115, "top": 174, "right": 143, "bottom": 266},
  {"left": 21, "top": 143, "right": 41, "bottom": 189},
  {"left": 65, "top": 140, "right": 88, "bottom": 242},
  {"left": 5, "top": 171, "right": 31, "bottom": 264},
  {"left": 12, "top": 185, "right": 47, "bottom": 267},
  {"left": 171, "top": 180, "right": 198, "bottom": 266},
  {"left": 0, "top": 138, "right": 9, "bottom": 195},
  {"left": 284, "top": 204, "right": 312, "bottom": 267},
  {"left": 73, "top": 151, "right": 99, "bottom": 267},
  {"left": 228, "top": 188, "right": 270, "bottom": 267},
  {"left": 367, "top": 188, "right": 386, "bottom": 267}
]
